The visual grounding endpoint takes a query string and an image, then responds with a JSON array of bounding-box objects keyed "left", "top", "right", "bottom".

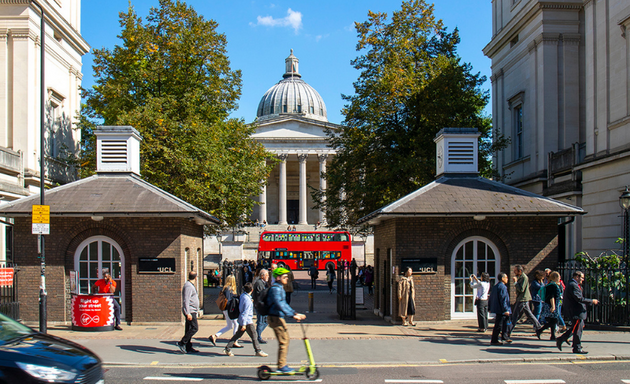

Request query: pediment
[{"left": 252, "top": 116, "right": 335, "bottom": 141}]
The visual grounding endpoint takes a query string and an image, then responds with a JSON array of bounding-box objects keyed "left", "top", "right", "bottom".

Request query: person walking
[
  {"left": 556, "top": 271, "right": 599, "bottom": 354},
  {"left": 326, "top": 265, "right": 335, "bottom": 293},
  {"left": 267, "top": 267, "right": 306, "bottom": 373},
  {"left": 223, "top": 282, "right": 268, "bottom": 357},
  {"left": 284, "top": 266, "right": 295, "bottom": 305},
  {"left": 253, "top": 269, "right": 269, "bottom": 345},
  {"left": 398, "top": 267, "right": 416, "bottom": 326},
  {"left": 508, "top": 265, "right": 541, "bottom": 337},
  {"left": 536, "top": 271, "right": 562, "bottom": 340},
  {"left": 364, "top": 266, "right": 374, "bottom": 295},
  {"left": 530, "top": 270, "right": 545, "bottom": 321},
  {"left": 490, "top": 272, "right": 512, "bottom": 345},
  {"left": 177, "top": 271, "right": 199, "bottom": 354},
  {"left": 308, "top": 264, "right": 319, "bottom": 289},
  {"left": 470, "top": 272, "right": 490, "bottom": 332},
  {"left": 208, "top": 275, "right": 242, "bottom": 347}
]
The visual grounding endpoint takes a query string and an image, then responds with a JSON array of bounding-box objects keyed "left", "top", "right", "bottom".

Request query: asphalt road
[{"left": 103, "top": 360, "right": 630, "bottom": 383}]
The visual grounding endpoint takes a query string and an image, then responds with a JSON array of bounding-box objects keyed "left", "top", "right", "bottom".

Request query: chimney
[
  {"left": 434, "top": 128, "right": 480, "bottom": 177},
  {"left": 95, "top": 126, "right": 142, "bottom": 175}
]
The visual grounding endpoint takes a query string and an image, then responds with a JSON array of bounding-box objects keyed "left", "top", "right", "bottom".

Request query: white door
[
  {"left": 74, "top": 236, "right": 125, "bottom": 318},
  {"left": 451, "top": 237, "right": 499, "bottom": 319}
]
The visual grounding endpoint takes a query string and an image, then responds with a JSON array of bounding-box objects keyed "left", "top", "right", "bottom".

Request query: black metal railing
[
  {"left": 0, "top": 263, "right": 19, "bottom": 320},
  {"left": 557, "top": 260, "right": 629, "bottom": 326},
  {"left": 337, "top": 260, "right": 357, "bottom": 320}
]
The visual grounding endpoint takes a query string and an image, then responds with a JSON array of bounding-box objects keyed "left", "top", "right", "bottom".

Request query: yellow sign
[{"left": 32, "top": 205, "right": 50, "bottom": 224}]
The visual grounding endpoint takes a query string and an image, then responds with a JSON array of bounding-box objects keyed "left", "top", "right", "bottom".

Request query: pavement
[{"left": 45, "top": 272, "right": 630, "bottom": 368}]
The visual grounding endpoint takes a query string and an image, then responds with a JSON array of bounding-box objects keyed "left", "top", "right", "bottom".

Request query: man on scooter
[{"left": 267, "top": 267, "right": 306, "bottom": 373}]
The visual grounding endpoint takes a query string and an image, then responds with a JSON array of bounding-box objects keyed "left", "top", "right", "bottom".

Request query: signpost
[
  {"left": 31, "top": 205, "right": 50, "bottom": 235},
  {"left": 32, "top": 204, "right": 49, "bottom": 333}
]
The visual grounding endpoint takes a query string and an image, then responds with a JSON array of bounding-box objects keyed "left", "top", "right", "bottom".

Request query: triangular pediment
[{"left": 251, "top": 115, "right": 340, "bottom": 141}]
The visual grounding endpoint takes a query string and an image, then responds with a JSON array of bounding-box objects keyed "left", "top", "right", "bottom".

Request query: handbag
[{"left": 215, "top": 289, "right": 228, "bottom": 311}]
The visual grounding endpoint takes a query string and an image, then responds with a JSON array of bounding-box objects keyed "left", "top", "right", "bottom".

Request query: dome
[{"left": 257, "top": 50, "right": 328, "bottom": 122}]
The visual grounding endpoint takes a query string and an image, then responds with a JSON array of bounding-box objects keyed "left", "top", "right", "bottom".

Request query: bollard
[{"left": 308, "top": 292, "right": 314, "bottom": 313}]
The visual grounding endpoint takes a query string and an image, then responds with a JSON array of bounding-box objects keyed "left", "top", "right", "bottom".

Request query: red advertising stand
[{"left": 71, "top": 294, "right": 115, "bottom": 331}]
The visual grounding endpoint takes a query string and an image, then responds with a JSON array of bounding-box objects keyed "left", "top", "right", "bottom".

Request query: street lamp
[{"left": 619, "top": 186, "right": 630, "bottom": 325}]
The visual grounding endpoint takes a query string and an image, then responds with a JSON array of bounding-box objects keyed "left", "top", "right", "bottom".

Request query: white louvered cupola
[
  {"left": 434, "top": 128, "right": 480, "bottom": 177},
  {"left": 95, "top": 126, "right": 142, "bottom": 175}
]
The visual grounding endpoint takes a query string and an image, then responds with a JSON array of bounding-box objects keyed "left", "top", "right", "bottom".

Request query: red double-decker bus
[{"left": 257, "top": 231, "right": 352, "bottom": 270}]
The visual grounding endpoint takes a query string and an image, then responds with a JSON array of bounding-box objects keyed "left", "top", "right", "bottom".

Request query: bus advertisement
[{"left": 257, "top": 231, "right": 352, "bottom": 270}]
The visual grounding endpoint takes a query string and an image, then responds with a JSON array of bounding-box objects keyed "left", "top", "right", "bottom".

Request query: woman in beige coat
[{"left": 398, "top": 267, "right": 416, "bottom": 326}]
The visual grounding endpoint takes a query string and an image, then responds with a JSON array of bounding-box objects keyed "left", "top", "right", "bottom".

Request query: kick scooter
[{"left": 257, "top": 323, "right": 319, "bottom": 380}]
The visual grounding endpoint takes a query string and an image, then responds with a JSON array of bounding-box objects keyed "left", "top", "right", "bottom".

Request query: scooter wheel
[
  {"left": 257, "top": 365, "right": 272, "bottom": 380},
  {"left": 306, "top": 367, "right": 320, "bottom": 380}
]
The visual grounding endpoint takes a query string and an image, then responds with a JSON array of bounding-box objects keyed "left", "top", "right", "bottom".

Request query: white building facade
[
  {"left": 484, "top": 0, "right": 630, "bottom": 258},
  {"left": 0, "top": 0, "right": 88, "bottom": 261}
]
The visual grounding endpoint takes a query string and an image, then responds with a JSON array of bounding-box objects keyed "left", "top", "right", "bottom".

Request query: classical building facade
[
  {"left": 484, "top": 0, "right": 630, "bottom": 257},
  {"left": 251, "top": 50, "right": 338, "bottom": 227},
  {"left": 0, "top": 0, "right": 89, "bottom": 260}
]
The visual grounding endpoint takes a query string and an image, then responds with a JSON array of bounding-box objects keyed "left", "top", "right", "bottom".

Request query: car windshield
[{"left": 0, "top": 312, "right": 35, "bottom": 344}]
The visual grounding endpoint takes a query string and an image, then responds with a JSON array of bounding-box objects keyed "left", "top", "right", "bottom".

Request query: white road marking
[
  {"left": 144, "top": 377, "right": 203, "bottom": 381},
  {"left": 265, "top": 380, "right": 323, "bottom": 383},
  {"left": 621, "top": 381, "right": 630, "bottom": 383},
  {"left": 504, "top": 380, "right": 566, "bottom": 384},
  {"left": 385, "top": 380, "right": 444, "bottom": 383}
]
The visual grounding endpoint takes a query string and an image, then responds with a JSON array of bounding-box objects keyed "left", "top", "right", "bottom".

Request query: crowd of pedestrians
[{"left": 179, "top": 261, "right": 599, "bottom": 364}]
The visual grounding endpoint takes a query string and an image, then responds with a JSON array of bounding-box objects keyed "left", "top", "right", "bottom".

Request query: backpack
[
  {"left": 538, "top": 284, "right": 547, "bottom": 303},
  {"left": 227, "top": 296, "right": 240, "bottom": 319},
  {"left": 254, "top": 286, "right": 271, "bottom": 316}
]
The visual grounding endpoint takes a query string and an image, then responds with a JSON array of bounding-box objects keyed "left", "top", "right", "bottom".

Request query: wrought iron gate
[{"left": 337, "top": 259, "right": 357, "bottom": 320}]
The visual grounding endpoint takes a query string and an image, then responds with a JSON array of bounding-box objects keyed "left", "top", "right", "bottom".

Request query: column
[
  {"left": 318, "top": 154, "right": 328, "bottom": 224},
  {"left": 298, "top": 153, "right": 308, "bottom": 225},
  {"left": 258, "top": 184, "right": 267, "bottom": 224},
  {"left": 278, "top": 154, "right": 288, "bottom": 225}
]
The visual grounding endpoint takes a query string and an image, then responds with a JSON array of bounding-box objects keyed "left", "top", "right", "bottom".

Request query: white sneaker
[
  {"left": 256, "top": 351, "right": 268, "bottom": 357},
  {"left": 224, "top": 349, "right": 234, "bottom": 357}
]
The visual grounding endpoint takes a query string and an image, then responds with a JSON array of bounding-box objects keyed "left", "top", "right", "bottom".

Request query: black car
[{"left": 0, "top": 312, "right": 103, "bottom": 383}]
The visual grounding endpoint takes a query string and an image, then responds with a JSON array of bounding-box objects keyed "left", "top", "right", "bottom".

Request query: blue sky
[{"left": 81, "top": 1, "right": 492, "bottom": 124}]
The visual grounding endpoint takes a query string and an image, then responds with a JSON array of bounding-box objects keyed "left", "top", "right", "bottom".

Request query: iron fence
[
  {"left": 557, "top": 260, "right": 629, "bottom": 326},
  {"left": 336, "top": 260, "right": 357, "bottom": 320},
  {"left": 0, "top": 263, "right": 19, "bottom": 320}
]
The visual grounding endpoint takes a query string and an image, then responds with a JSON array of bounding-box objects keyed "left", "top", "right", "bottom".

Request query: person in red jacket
[{"left": 92, "top": 269, "right": 122, "bottom": 330}]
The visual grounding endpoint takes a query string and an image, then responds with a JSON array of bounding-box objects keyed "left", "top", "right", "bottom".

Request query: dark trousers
[
  {"left": 476, "top": 299, "right": 488, "bottom": 330},
  {"left": 559, "top": 318, "right": 584, "bottom": 350},
  {"left": 226, "top": 323, "right": 261, "bottom": 352},
  {"left": 180, "top": 313, "right": 198, "bottom": 351},
  {"left": 491, "top": 312, "right": 510, "bottom": 343},
  {"left": 508, "top": 301, "right": 541, "bottom": 335},
  {"left": 538, "top": 317, "right": 558, "bottom": 339},
  {"left": 286, "top": 291, "right": 292, "bottom": 305},
  {"left": 256, "top": 313, "right": 268, "bottom": 342},
  {"left": 310, "top": 277, "right": 317, "bottom": 289},
  {"left": 113, "top": 299, "right": 121, "bottom": 326}
]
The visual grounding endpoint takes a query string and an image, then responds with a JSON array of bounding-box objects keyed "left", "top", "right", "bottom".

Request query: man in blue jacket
[
  {"left": 267, "top": 267, "right": 306, "bottom": 373},
  {"left": 490, "top": 272, "right": 512, "bottom": 345}
]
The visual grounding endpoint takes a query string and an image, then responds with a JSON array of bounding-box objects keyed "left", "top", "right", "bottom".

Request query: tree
[
  {"left": 79, "top": 0, "right": 273, "bottom": 228},
  {"left": 319, "top": 0, "right": 505, "bottom": 228}
]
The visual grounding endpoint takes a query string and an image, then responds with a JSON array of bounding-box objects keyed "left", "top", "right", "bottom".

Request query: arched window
[
  {"left": 451, "top": 237, "right": 500, "bottom": 318},
  {"left": 74, "top": 236, "right": 125, "bottom": 318}
]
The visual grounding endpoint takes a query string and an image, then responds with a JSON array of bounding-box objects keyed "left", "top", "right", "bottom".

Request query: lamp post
[{"left": 619, "top": 186, "right": 630, "bottom": 325}]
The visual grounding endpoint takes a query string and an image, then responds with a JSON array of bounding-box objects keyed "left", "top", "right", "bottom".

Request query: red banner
[
  {"left": 0, "top": 268, "right": 13, "bottom": 287},
  {"left": 71, "top": 295, "right": 114, "bottom": 329}
]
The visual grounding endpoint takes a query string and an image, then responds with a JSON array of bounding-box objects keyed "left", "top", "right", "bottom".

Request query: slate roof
[
  {"left": 358, "top": 176, "right": 585, "bottom": 225},
  {"left": 0, "top": 173, "right": 220, "bottom": 225}
]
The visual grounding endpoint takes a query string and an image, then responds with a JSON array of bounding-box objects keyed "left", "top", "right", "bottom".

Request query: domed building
[{"left": 250, "top": 50, "right": 340, "bottom": 227}]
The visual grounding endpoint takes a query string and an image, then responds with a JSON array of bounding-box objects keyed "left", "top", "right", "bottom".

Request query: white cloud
[{"left": 253, "top": 8, "right": 303, "bottom": 33}]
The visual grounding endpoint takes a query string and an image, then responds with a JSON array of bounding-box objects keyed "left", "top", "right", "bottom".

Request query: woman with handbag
[
  {"left": 536, "top": 271, "right": 562, "bottom": 340},
  {"left": 209, "top": 275, "right": 242, "bottom": 347},
  {"left": 470, "top": 272, "right": 490, "bottom": 332}
]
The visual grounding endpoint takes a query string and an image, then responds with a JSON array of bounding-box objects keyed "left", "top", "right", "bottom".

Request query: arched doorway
[
  {"left": 74, "top": 236, "right": 125, "bottom": 319},
  {"left": 451, "top": 237, "right": 500, "bottom": 319}
]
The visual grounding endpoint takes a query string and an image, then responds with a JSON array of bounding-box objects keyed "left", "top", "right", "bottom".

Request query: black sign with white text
[
  {"left": 138, "top": 258, "right": 176, "bottom": 274},
  {"left": 401, "top": 258, "right": 438, "bottom": 274}
]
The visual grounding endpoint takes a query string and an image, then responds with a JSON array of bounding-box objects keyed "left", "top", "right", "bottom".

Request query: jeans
[
  {"left": 256, "top": 312, "right": 268, "bottom": 342},
  {"left": 532, "top": 301, "right": 542, "bottom": 321}
]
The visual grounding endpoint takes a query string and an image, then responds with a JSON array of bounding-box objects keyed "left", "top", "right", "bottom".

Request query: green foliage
[
  {"left": 319, "top": 0, "right": 505, "bottom": 228},
  {"left": 575, "top": 238, "right": 627, "bottom": 306},
  {"left": 79, "top": 0, "right": 273, "bottom": 228}
]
